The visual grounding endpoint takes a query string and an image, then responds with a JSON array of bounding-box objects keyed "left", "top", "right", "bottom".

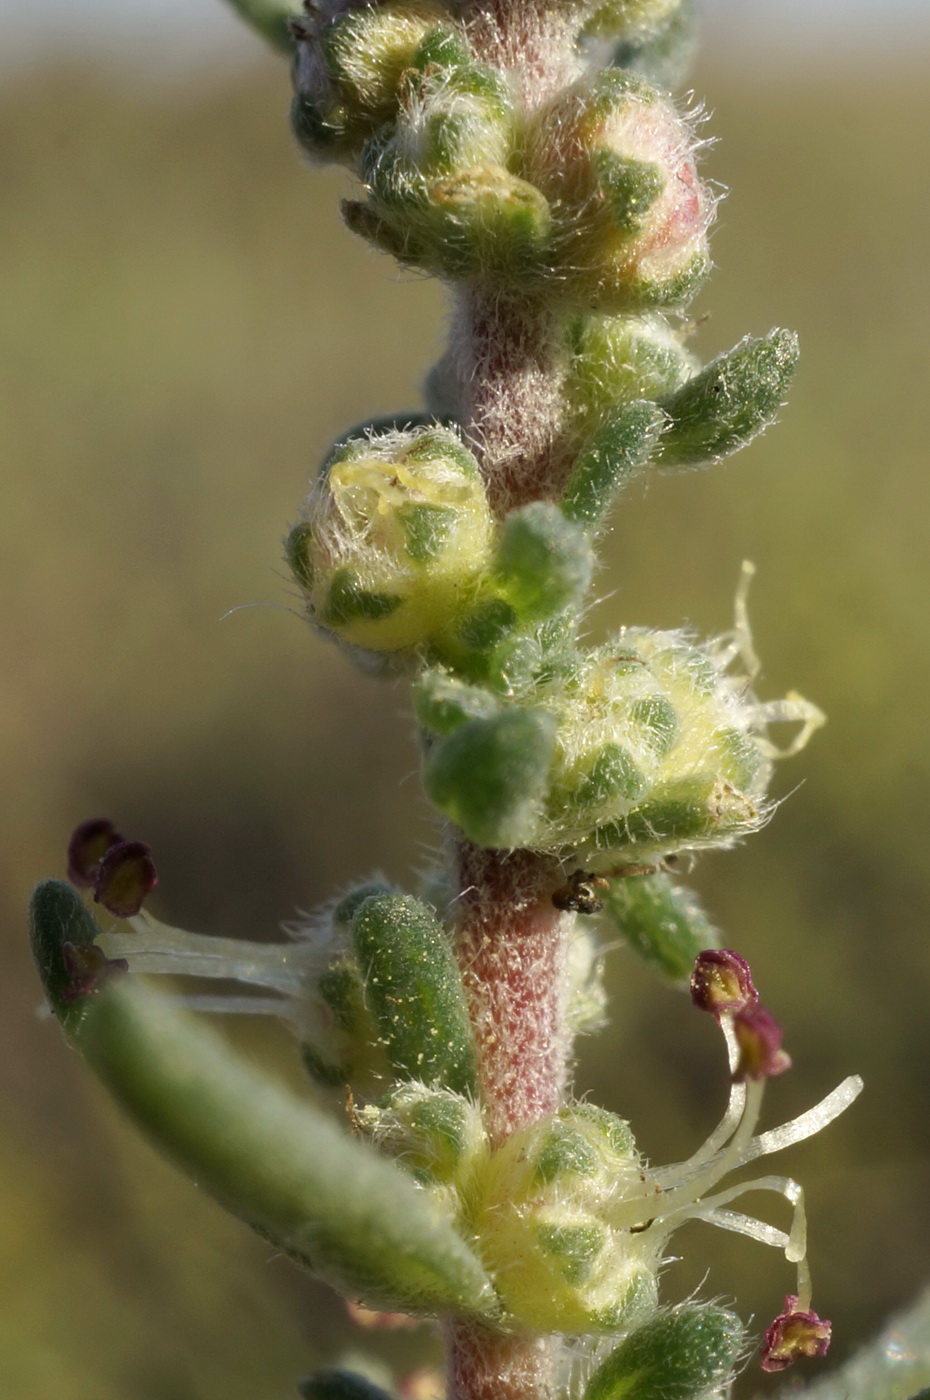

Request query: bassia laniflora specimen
[{"left": 30, "top": 2, "right": 872, "bottom": 1397}]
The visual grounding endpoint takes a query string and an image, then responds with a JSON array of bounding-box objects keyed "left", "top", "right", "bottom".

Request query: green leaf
[
  {"left": 351, "top": 893, "right": 478, "bottom": 1096},
  {"left": 658, "top": 328, "right": 800, "bottom": 468},
  {"left": 222, "top": 0, "right": 298, "bottom": 54},
  {"left": 583, "top": 1304, "right": 744, "bottom": 1400},
  {"left": 493, "top": 503, "right": 594, "bottom": 622},
  {"left": 599, "top": 871, "right": 719, "bottom": 982},
  {"left": 423, "top": 709, "right": 556, "bottom": 848},
  {"left": 30, "top": 882, "right": 498, "bottom": 1319},
  {"left": 413, "top": 669, "right": 501, "bottom": 737},
  {"left": 561, "top": 401, "right": 668, "bottom": 528}
]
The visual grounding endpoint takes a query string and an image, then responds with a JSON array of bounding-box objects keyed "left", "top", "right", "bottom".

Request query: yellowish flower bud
[{"left": 288, "top": 428, "right": 495, "bottom": 654}]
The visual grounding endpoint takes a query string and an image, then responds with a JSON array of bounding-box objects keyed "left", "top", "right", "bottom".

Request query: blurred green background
[{"left": 1, "top": 26, "right": 928, "bottom": 1400}]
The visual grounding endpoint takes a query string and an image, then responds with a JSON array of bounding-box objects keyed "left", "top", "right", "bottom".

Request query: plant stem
[
  {"left": 446, "top": 1320, "right": 558, "bottom": 1400},
  {"left": 452, "top": 289, "right": 567, "bottom": 515},
  {"left": 442, "top": 7, "right": 580, "bottom": 1394},
  {"left": 452, "top": 841, "right": 572, "bottom": 1149}
]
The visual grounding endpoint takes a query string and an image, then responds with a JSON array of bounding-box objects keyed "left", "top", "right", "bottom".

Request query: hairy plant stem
[
  {"left": 453, "top": 288, "right": 567, "bottom": 515},
  {"left": 447, "top": 840, "right": 572, "bottom": 1400},
  {"left": 446, "top": 1320, "right": 559, "bottom": 1400},
  {"left": 442, "top": 9, "right": 581, "bottom": 1395},
  {"left": 461, "top": 0, "right": 581, "bottom": 109}
]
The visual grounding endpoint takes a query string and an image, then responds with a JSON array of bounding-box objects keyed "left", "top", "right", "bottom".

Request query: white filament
[{"left": 98, "top": 913, "right": 313, "bottom": 997}]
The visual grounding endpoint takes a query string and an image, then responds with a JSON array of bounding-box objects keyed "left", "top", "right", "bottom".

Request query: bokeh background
[{"left": 1, "top": 3, "right": 928, "bottom": 1396}]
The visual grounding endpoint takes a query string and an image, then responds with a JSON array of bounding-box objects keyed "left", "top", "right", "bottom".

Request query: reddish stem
[
  {"left": 453, "top": 290, "right": 567, "bottom": 516},
  {"left": 446, "top": 1320, "right": 558, "bottom": 1400},
  {"left": 452, "top": 842, "right": 570, "bottom": 1150}
]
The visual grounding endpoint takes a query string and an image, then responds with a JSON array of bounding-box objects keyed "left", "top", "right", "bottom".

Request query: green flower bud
[
  {"left": 362, "top": 51, "right": 511, "bottom": 202},
  {"left": 425, "top": 166, "right": 552, "bottom": 280},
  {"left": 288, "top": 428, "right": 495, "bottom": 655},
  {"left": 363, "top": 1082, "right": 486, "bottom": 1190},
  {"left": 525, "top": 71, "right": 713, "bottom": 312},
  {"left": 422, "top": 615, "right": 818, "bottom": 862},
  {"left": 535, "top": 630, "right": 775, "bottom": 860},
  {"left": 474, "top": 1106, "right": 659, "bottom": 1331},
  {"left": 564, "top": 312, "right": 698, "bottom": 442},
  {"left": 348, "top": 43, "right": 541, "bottom": 280},
  {"left": 290, "top": 0, "right": 447, "bottom": 163}
]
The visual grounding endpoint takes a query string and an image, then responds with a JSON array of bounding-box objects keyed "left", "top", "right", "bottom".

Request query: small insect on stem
[{"left": 552, "top": 870, "right": 610, "bottom": 914}]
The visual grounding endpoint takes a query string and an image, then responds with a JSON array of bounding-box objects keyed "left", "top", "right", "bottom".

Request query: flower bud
[
  {"left": 290, "top": 0, "right": 448, "bottom": 163},
  {"left": 421, "top": 622, "right": 800, "bottom": 860},
  {"left": 288, "top": 428, "right": 495, "bottom": 654},
  {"left": 363, "top": 1083, "right": 485, "bottom": 1188},
  {"left": 760, "top": 1296, "right": 832, "bottom": 1372},
  {"left": 525, "top": 71, "right": 713, "bottom": 312},
  {"left": 361, "top": 43, "right": 511, "bottom": 203},
  {"left": 541, "top": 629, "right": 772, "bottom": 860},
  {"left": 352, "top": 42, "right": 538, "bottom": 280},
  {"left": 564, "top": 312, "right": 697, "bottom": 444},
  {"left": 474, "top": 1105, "right": 659, "bottom": 1332}
]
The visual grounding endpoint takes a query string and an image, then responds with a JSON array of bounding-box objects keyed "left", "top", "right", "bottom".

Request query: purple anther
[
  {"left": 761, "top": 1295, "right": 832, "bottom": 1372},
  {"left": 93, "top": 840, "right": 158, "bottom": 918}
]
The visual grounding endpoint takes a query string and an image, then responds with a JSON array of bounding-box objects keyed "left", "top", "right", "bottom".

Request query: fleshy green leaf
[
  {"left": 493, "top": 503, "right": 594, "bottom": 622},
  {"left": 351, "top": 892, "right": 478, "bottom": 1096},
  {"left": 29, "top": 881, "right": 498, "bottom": 1319},
  {"left": 599, "top": 871, "right": 719, "bottom": 983},
  {"left": 583, "top": 1304, "right": 744, "bottom": 1400},
  {"left": 423, "top": 709, "right": 556, "bottom": 848},
  {"left": 561, "top": 401, "right": 668, "bottom": 528},
  {"left": 658, "top": 328, "right": 799, "bottom": 468}
]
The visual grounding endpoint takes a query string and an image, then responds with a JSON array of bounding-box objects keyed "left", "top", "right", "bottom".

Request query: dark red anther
[
  {"left": 93, "top": 840, "right": 158, "bottom": 918},
  {"left": 732, "top": 1004, "right": 792, "bottom": 1083},
  {"left": 67, "top": 818, "right": 123, "bottom": 888},
  {"left": 691, "top": 948, "right": 758, "bottom": 1018},
  {"left": 761, "top": 1295, "right": 832, "bottom": 1372},
  {"left": 60, "top": 942, "right": 129, "bottom": 1001}
]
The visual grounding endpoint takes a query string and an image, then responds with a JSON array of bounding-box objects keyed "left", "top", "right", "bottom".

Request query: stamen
[
  {"left": 98, "top": 913, "right": 313, "bottom": 998},
  {"left": 753, "top": 692, "right": 826, "bottom": 759},
  {"left": 760, "top": 1297, "right": 831, "bottom": 1372},
  {"left": 689, "top": 1207, "right": 789, "bottom": 1251},
  {"left": 740, "top": 1075, "right": 864, "bottom": 1165},
  {"left": 164, "top": 993, "right": 300, "bottom": 1022}
]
